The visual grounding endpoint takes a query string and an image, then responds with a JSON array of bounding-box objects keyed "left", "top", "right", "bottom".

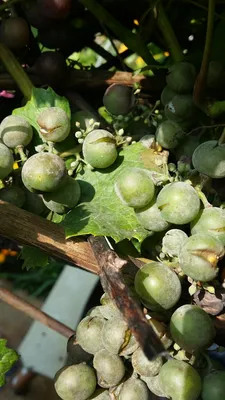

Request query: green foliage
[
  {"left": 0, "top": 339, "right": 19, "bottom": 387},
  {"left": 62, "top": 143, "right": 167, "bottom": 243},
  {"left": 20, "top": 245, "right": 49, "bottom": 270}
]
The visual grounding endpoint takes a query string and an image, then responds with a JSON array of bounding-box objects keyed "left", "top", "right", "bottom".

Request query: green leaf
[
  {"left": 12, "top": 87, "right": 71, "bottom": 145},
  {"left": 0, "top": 339, "right": 19, "bottom": 387},
  {"left": 62, "top": 143, "right": 167, "bottom": 243},
  {"left": 20, "top": 246, "right": 49, "bottom": 270}
]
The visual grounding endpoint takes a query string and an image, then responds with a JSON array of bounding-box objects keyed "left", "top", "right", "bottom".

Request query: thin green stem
[
  {"left": 80, "top": 0, "right": 156, "bottom": 65},
  {"left": 193, "top": 0, "right": 215, "bottom": 105},
  {"left": 0, "top": 43, "right": 33, "bottom": 100},
  {"left": 218, "top": 127, "right": 225, "bottom": 145},
  {"left": 156, "top": 0, "right": 183, "bottom": 62}
]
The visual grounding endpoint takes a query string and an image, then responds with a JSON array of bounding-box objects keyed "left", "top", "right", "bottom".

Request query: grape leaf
[
  {"left": 62, "top": 143, "right": 168, "bottom": 243},
  {"left": 0, "top": 339, "right": 19, "bottom": 387},
  {"left": 12, "top": 87, "right": 71, "bottom": 146},
  {"left": 20, "top": 246, "right": 49, "bottom": 270}
]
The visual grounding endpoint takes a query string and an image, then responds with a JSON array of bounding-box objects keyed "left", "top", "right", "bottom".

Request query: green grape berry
[
  {"left": 93, "top": 349, "right": 125, "bottom": 388},
  {"left": 114, "top": 167, "right": 155, "bottom": 209},
  {"left": 131, "top": 347, "right": 163, "bottom": 377},
  {"left": 135, "top": 198, "right": 170, "bottom": 232},
  {"left": 162, "top": 229, "right": 188, "bottom": 257},
  {"left": 119, "top": 377, "right": 149, "bottom": 400},
  {"left": 166, "top": 62, "right": 197, "bottom": 93},
  {"left": 191, "top": 207, "right": 225, "bottom": 245},
  {"left": 0, "top": 185, "right": 25, "bottom": 208},
  {"left": 159, "top": 359, "right": 202, "bottom": 400},
  {"left": 37, "top": 107, "right": 70, "bottom": 143},
  {"left": 67, "top": 334, "right": 92, "bottom": 366},
  {"left": 156, "top": 120, "right": 184, "bottom": 149},
  {"left": 23, "top": 190, "right": 48, "bottom": 215},
  {"left": 134, "top": 261, "right": 181, "bottom": 311},
  {"left": 192, "top": 140, "right": 225, "bottom": 178},
  {"left": 179, "top": 233, "right": 224, "bottom": 281},
  {"left": 140, "top": 374, "right": 167, "bottom": 397},
  {"left": 103, "top": 84, "right": 135, "bottom": 116},
  {"left": 160, "top": 85, "right": 177, "bottom": 106},
  {"left": 156, "top": 182, "right": 200, "bottom": 225},
  {"left": 82, "top": 129, "right": 117, "bottom": 169},
  {"left": 164, "top": 94, "right": 198, "bottom": 129},
  {"left": 54, "top": 364, "right": 96, "bottom": 400},
  {"left": 0, "top": 143, "right": 14, "bottom": 179},
  {"left": 175, "top": 135, "right": 200, "bottom": 160},
  {"left": 76, "top": 316, "right": 105, "bottom": 355},
  {"left": 170, "top": 304, "right": 216, "bottom": 353},
  {"left": 73, "top": 110, "right": 98, "bottom": 131},
  {"left": 0, "top": 115, "right": 33, "bottom": 148},
  {"left": 201, "top": 371, "right": 225, "bottom": 400},
  {"left": 21, "top": 152, "right": 67, "bottom": 193},
  {"left": 43, "top": 176, "right": 80, "bottom": 214}
]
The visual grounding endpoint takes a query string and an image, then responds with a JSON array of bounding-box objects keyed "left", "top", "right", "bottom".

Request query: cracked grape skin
[
  {"left": 170, "top": 304, "right": 216, "bottom": 353},
  {"left": 114, "top": 167, "right": 155, "bottom": 209},
  {"left": 156, "top": 181, "right": 200, "bottom": 225},
  {"left": 0, "top": 115, "right": 33, "bottom": 149},
  {"left": 134, "top": 261, "right": 181, "bottom": 311},
  {"left": 179, "top": 233, "right": 224, "bottom": 282},
  {"left": 82, "top": 129, "right": 118, "bottom": 169},
  {"left": 37, "top": 107, "right": 70, "bottom": 143},
  {"left": 192, "top": 140, "right": 225, "bottom": 178},
  {"left": 191, "top": 207, "right": 225, "bottom": 245}
]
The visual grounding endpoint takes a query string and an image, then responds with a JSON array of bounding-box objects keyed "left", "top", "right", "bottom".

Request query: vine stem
[
  {"left": 156, "top": 0, "right": 183, "bottom": 62},
  {"left": 0, "top": 287, "right": 75, "bottom": 338},
  {"left": 193, "top": 0, "right": 215, "bottom": 105},
  {"left": 0, "top": 43, "right": 33, "bottom": 100}
]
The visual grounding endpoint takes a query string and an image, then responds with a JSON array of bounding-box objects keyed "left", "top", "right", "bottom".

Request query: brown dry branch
[
  {"left": 0, "top": 287, "right": 74, "bottom": 338},
  {"left": 88, "top": 236, "right": 168, "bottom": 360},
  {"left": 0, "top": 200, "right": 99, "bottom": 275},
  {"left": 0, "top": 69, "right": 165, "bottom": 92}
]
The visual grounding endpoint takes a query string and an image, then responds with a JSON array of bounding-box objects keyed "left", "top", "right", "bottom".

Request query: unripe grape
[
  {"left": 132, "top": 347, "right": 163, "bottom": 377},
  {"left": 0, "top": 185, "right": 25, "bottom": 208},
  {"left": 166, "top": 62, "right": 197, "bottom": 93},
  {"left": 192, "top": 140, "right": 225, "bottom": 178},
  {"left": 93, "top": 349, "right": 125, "bottom": 388},
  {"left": 82, "top": 129, "right": 117, "bottom": 169},
  {"left": 21, "top": 152, "right": 67, "bottom": 193},
  {"left": 0, "top": 17, "right": 29, "bottom": 50},
  {"left": 162, "top": 229, "right": 188, "bottom": 257},
  {"left": 73, "top": 111, "right": 98, "bottom": 131},
  {"left": 54, "top": 363, "right": 96, "bottom": 400},
  {"left": 165, "top": 94, "right": 197, "bottom": 128},
  {"left": 43, "top": 176, "right": 80, "bottom": 214},
  {"left": 156, "top": 182, "right": 200, "bottom": 225},
  {"left": 76, "top": 316, "right": 105, "bottom": 355},
  {"left": 170, "top": 304, "right": 216, "bottom": 353},
  {"left": 140, "top": 374, "right": 167, "bottom": 397},
  {"left": 138, "top": 134, "right": 155, "bottom": 148},
  {"left": 0, "top": 143, "right": 14, "bottom": 179},
  {"left": 23, "top": 190, "right": 47, "bottom": 215},
  {"left": 156, "top": 120, "right": 184, "bottom": 149},
  {"left": 159, "top": 359, "right": 202, "bottom": 400},
  {"left": 134, "top": 262, "right": 181, "bottom": 311},
  {"left": 135, "top": 198, "right": 170, "bottom": 232},
  {"left": 103, "top": 84, "right": 135, "bottom": 116},
  {"left": 0, "top": 116, "right": 33, "bottom": 148},
  {"left": 191, "top": 207, "right": 225, "bottom": 245},
  {"left": 67, "top": 334, "right": 92, "bottom": 366},
  {"left": 160, "top": 85, "right": 177, "bottom": 106},
  {"left": 201, "top": 371, "right": 225, "bottom": 400},
  {"left": 175, "top": 135, "right": 200, "bottom": 160},
  {"left": 114, "top": 168, "right": 155, "bottom": 209},
  {"left": 119, "top": 377, "right": 149, "bottom": 400},
  {"left": 37, "top": 107, "right": 70, "bottom": 143},
  {"left": 179, "top": 233, "right": 224, "bottom": 281}
]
